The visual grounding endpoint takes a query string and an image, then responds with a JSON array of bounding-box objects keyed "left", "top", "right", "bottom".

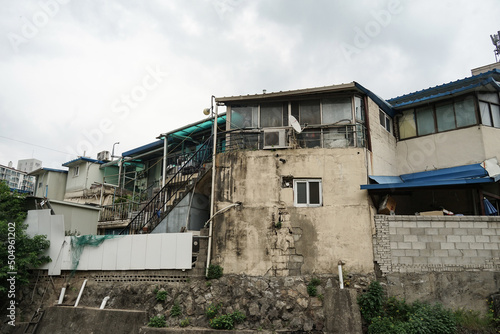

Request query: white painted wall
[{"left": 26, "top": 209, "right": 192, "bottom": 275}]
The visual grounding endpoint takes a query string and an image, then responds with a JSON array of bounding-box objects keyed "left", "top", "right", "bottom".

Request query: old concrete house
[
  {"left": 211, "top": 82, "right": 397, "bottom": 276},
  {"left": 209, "top": 68, "right": 500, "bottom": 281}
]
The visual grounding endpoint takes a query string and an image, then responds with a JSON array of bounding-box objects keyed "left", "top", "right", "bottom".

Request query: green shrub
[
  {"left": 307, "top": 277, "right": 321, "bottom": 297},
  {"left": 357, "top": 281, "right": 384, "bottom": 322},
  {"left": 170, "top": 301, "right": 181, "bottom": 317},
  {"left": 156, "top": 290, "right": 168, "bottom": 302},
  {"left": 307, "top": 284, "right": 317, "bottom": 297},
  {"left": 230, "top": 310, "right": 246, "bottom": 323},
  {"left": 179, "top": 318, "right": 190, "bottom": 327},
  {"left": 310, "top": 277, "right": 321, "bottom": 286},
  {"left": 207, "top": 264, "right": 224, "bottom": 280},
  {"left": 209, "top": 311, "right": 246, "bottom": 330},
  {"left": 358, "top": 281, "right": 457, "bottom": 334},
  {"left": 148, "top": 315, "right": 166, "bottom": 328},
  {"left": 205, "top": 303, "right": 222, "bottom": 319}
]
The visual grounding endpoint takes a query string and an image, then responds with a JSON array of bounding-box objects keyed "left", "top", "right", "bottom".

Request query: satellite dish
[{"left": 289, "top": 115, "right": 302, "bottom": 133}]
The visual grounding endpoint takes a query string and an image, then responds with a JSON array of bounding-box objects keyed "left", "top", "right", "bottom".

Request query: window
[
  {"left": 231, "top": 106, "right": 258, "bottom": 129},
  {"left": 479, "top": 93, "right": 500, "bottom": 128},
  {"left": 415, "top": 105, "right": 435, "bottom": 135},
  {"left": 398, "top": 95, "right": 478, "bottom": 139},
  {"left": 354, "top": 96, "right": 364, "bottom": 122},
  {"left": 74, "top": 166, "right": 79, "bottom": 177},
  {"left": 293, "top": 179, "right": 322, "bottom": 207},
  {"left": 291, "top": 100, "right": 321, "bottom": 125},
  {"left": 322, "top": 98, "right": 352, "bottom": 124},
  {"left": 379, "top": 110, "right": 392, "bottom": 133},
  {"left": 260, "top": 102, "right": 284, "bottom": 127}
]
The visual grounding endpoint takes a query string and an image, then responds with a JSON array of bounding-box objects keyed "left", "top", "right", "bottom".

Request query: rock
[
  {"left": 272, "top": 319, "right": 283, "bottom": 330},
  {"left": 289, "top": 316, "right": 303, "bottom": 330},
  {"left": 296, "top": 283, "right": 308, "bottom": 297},
  {"left": 304, "top": 319, "right": 314, "bottom": 332},
  {"left": 275, "top": 300, "right": 286, "bottom": 310},
  {"left": 248, "top": 302, "right": 260, "bottom": 316},
  {"left": 297, "top": 297, "right": 308, "bottom": 309}
]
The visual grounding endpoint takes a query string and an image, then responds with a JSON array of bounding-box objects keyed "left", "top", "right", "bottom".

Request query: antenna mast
[{"left": 491, "top": 31, "right": 500, "bottom": 62}]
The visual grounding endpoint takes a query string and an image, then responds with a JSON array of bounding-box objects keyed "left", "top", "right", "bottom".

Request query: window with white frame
[
  {"left": 379, "top": 109, "right": 392, "bottom": 133},
  {"left": 293, "top": 179, "right": 322, "bottom": 207}
]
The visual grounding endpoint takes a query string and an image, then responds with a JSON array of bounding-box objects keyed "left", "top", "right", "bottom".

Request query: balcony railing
[
  {"left": 99, "top": 201, "right": 140, "bottom": 222},
  {"left": 218, "top": 124, "right": 366, "bottom": 152}
]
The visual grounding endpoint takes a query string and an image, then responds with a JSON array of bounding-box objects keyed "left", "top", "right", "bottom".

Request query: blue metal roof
[
  {"left": 62, "top": 157, "right": 104, "bottom": 167},
  {"left": 361, "top": 163, "right": 494, "bottom": 190},
  {"left": 388, "top": 69, "right": 500, "bottom": 108},
  {"left": 354, "top": 82, "right": 395, "bottom": 117},
  {"left": 29, "top": 167, "right": 68, "bottom": 175}
]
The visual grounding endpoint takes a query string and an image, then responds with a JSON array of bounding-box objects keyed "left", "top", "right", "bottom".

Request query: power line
[{"left": 0, "top": 135, "right": 73, "bottom": 156}]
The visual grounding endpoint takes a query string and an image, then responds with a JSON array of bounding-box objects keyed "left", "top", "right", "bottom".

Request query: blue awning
[{"left": 361, "top": 163, "right": 495, "bottom": 190}]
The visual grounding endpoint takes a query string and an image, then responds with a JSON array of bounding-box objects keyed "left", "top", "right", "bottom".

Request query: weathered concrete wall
[
  {"left": 213, "top": 148, "right": 374, "bottom": 276},
  {"left": 385, "top": 271, "right": 500, "bottom": 313},
  {"left": 395, "top": 126, "right": 489, "bottom": 174},
  {"left": 366, "top": 97, "right": 398, "bottom": 176},
  {"left": 481, "top": 125, "right": 500, "bottom": 164},
  {"left": 36, "top": 306, "right": 148, "bottom": 334}
]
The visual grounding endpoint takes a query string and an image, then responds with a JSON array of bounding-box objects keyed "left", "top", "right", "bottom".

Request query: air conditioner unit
[
  {"left": 97, "top": 151, "right": 111, "bottom": 162},
  {"left": 263, "top": 129, "right": 288, "bottom": 149}
]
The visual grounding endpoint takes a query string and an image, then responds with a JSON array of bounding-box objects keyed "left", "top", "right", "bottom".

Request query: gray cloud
[{"left": 1, "top": 0, "right": 499, "bottom": 168}]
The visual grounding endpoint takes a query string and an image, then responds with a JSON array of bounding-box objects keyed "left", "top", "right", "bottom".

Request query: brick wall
[{"left": 373, "top": 215, "right": 500, "bottom": 275}]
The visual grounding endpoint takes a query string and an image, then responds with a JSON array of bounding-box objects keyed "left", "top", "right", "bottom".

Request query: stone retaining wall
[
  {"left": 373, "top": 215, "right": 500, "bottom": 274},
  {"left": 11, "top": 274, "right": 369, "bottom": 333}
]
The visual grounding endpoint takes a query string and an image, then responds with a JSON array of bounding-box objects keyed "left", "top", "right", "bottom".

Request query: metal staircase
[{"left": 120, "top": 136, "right": 213, "bottom": 234}]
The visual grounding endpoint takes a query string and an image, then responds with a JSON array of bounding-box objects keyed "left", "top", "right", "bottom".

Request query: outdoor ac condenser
[{"left": 263, "top": 128, "right": 287, "bottom": 149}]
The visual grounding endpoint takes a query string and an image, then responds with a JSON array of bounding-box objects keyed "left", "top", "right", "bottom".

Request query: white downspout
[
  {"left": 58, "top": 286, "right": 66, "bottom": 305},
  {"left": 338, "top": 261, "right": 345, "bottom": 289},
  {"left": 74, "top": 279, "right": 87, "bottom": 307},
  {"left": 162, "top": 135, "right": 168, "bottom": 188},
  {"left": 206, "top": 101, "right": 218, "bottom": 277},
  {"left": 100, "top": 296, "right": 110, "bottom": 309}
]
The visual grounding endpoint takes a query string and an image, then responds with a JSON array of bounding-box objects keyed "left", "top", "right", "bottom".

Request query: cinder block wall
[{"left": 373, "top": 215, "right": 500, "bottom": 274}]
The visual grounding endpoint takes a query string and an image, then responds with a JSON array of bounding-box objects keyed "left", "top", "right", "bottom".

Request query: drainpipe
[
  {"left": 204, "top": 202, "right": 241, "bottom": 276},
  {"left": 74, "top": 279, "right": 87, "bottom": 307},
  {"left": 58, "top": 285, "right": 66, "bottom": 304},
  {"left": 162, "top": 135, "right": 168, "bottom": 188},
  {"left": 206, "top": 100, "right": 218, "bottom": 277},
  {"left": 338, "top": 260, "right": 345, "bottom": 289},
  {"left": 100, "top": 296, "right": 110, "bottom": 309}
]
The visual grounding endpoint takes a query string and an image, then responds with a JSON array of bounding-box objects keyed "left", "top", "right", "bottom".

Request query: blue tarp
[{"left": 361, "top": 163, "right": 495, "bottom": 190}]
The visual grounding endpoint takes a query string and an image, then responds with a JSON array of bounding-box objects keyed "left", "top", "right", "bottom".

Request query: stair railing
[{"left": 119, "top": 136, "right": 213, "bottom": 234}]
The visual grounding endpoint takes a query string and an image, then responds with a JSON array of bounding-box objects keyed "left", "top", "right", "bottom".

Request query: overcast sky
[{"left": 1, "top": 0, "right": 499, "bottom": 169}]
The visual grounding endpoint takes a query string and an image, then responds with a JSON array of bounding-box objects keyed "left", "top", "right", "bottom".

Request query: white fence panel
[
  {"left": 116, "top": 236, "right": 133, "bottom": 270},
  {"left": 145, "top": 234, "right": 162, "bottom": 269}
]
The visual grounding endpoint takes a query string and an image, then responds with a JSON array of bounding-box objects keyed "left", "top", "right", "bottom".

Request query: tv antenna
[{"left": 491, "top": 31, "right": 500, "bottom": 62}]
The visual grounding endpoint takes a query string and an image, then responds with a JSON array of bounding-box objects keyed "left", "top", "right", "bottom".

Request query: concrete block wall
[{"left": 373, "top": 215, "right": 500, "bottom": 274}]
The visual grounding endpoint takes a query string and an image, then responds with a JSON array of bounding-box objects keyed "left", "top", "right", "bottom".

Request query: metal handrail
[{"left": 119, "top": 136, "right": 214, "bottom": 234}]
